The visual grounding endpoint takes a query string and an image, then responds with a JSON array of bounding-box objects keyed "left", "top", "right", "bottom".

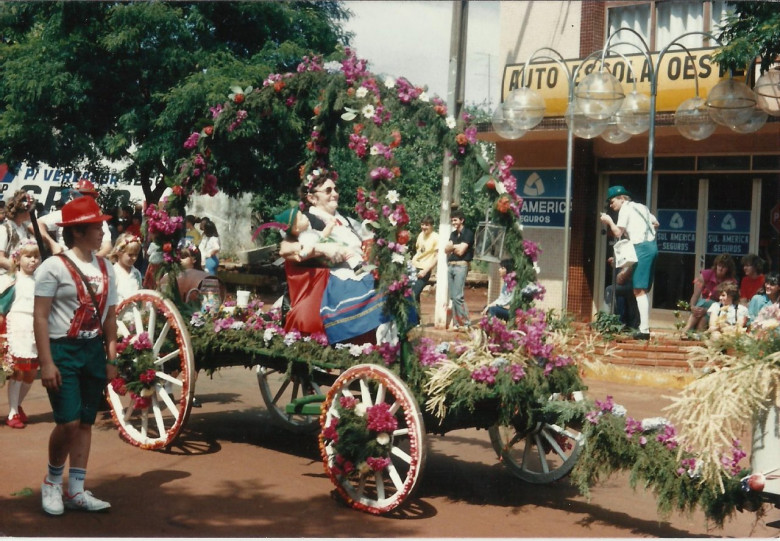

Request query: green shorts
[{"left": 46, "top": 337, "right": 107, "bottom": 425}]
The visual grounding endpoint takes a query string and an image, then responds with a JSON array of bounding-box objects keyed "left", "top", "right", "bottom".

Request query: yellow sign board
[{"left": 501, "top": 48, "right": 743, "bottom": 116}]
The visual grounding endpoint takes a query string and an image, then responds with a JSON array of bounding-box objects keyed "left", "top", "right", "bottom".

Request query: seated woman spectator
[
  {"left": 748, "top": 271, "right": 779, "bottom": 324},
  {"left": 707, "top": 281, "right": 748, "bottom": 340},
  {"left": 739, "top": 253, "right": 765, "bottom": 305},
  {"left": 681, "top": 254, "right": 737, "bottom": 336},
  {"left": 482, "top": 259, "right": 515, "bottom": 321}
]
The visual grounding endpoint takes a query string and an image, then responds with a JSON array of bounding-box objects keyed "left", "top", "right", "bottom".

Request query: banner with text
[
  {"left": 706, "top": 210, "right": 751, "bottom": 256},
  {"left": 512, "top": 170, "right": 568, "bottom": 228},
  {"left": 656, "top": 209, "right": 696, "bottom": 254}
]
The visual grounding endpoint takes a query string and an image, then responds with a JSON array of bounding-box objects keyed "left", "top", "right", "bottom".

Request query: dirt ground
[{"left": 2, "top": 284, "right": 779, "bottom": 537}]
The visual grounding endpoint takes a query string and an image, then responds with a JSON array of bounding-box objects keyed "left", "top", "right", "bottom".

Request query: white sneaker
[
  {"left": 41, "top": 480, "right": 64, "bottom": 516},
  {"left": 64, "top": 490, "right": 111, "bottom": 512}
]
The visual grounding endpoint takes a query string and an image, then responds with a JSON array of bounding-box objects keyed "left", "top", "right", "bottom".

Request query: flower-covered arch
[{"left": 153, "top": 48, "right": 543, "bottom": 328}]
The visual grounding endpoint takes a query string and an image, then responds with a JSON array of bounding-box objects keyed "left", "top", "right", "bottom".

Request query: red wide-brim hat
[{"left": 56, "top": 196, "right": 111, "bottom": 227}]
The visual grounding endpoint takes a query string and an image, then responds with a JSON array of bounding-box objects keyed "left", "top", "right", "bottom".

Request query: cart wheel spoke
[
  {"left": 320, "top": 364, "right": 426, "bottom": 515},
  {"left": 257, "top": 364, "right": 330, "bottom": 434},
  {"left": 107, "top": 290, "right": 194, "bottom": 450},
  {"left": 489, "top": 392, "right": 586, "bottom": 484}
]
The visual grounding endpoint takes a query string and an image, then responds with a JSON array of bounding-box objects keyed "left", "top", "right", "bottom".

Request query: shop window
[
  {"left": 698, "top": 156, "right": 751, "bottom": 171},
  {"left": 597, "top": 157, "right": 645, "bottom": 172},
  {"left": 753, "top": 155, "right": 780, "bottom": 171},
  {"left": 654, "top": 156, "right": 695, "bottom": 171},
  {"left": 607, "top": 2, "right": 730, "bottom": 51}
]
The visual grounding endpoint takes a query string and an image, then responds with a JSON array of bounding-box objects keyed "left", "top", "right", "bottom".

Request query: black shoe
[
  {"left": 191, "top": 396, "right": 202, "bottom": 408},
  {"left": 632, "top": 332, "right": 650, "bottom": 340}
]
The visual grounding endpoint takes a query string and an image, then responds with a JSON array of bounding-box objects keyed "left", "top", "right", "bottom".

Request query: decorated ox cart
[{"left": 104, "top": 49, "right": 778, "bottom": 525}]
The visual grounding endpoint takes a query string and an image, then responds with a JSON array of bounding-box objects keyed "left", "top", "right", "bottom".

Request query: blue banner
[
  {"left": 656, "top": 209, "right": 696, "bottom": 254},
  {"left": 513, "top": 170, "right": 568, "bottom": 229},
  {"left": 706, "top": 210, "right": 751, "bottom": 256}
]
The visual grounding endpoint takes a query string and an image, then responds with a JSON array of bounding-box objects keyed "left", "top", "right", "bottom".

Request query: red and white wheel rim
[
  {"left": 107, "top": 290, "right": 195, "bottom": 450},
  {"left": 319, "top": 364, "right": 426, "bottom": 515}
]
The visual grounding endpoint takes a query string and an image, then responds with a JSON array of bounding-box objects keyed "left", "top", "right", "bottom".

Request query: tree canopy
[
  {"left": 0, "top": 1, "right": 350, "bottom": 201},
  {"left": 713, "top": 1, "right": 780, "bottom": 74}
]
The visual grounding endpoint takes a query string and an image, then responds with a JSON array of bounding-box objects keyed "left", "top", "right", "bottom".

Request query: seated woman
[
  {"left": 276, "top": 205, "right": 389, "bottom": 345},
  {"left": 681, "top": 254, "right": 737, "bottom": 335},
  {"left": 482, "top": 259, "right": 514, "bottom": 321},
  {"left": 749, "top": 272, "right": 779, "bottom": 325}
]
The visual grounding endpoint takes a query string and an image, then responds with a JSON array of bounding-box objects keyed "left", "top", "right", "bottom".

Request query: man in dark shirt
[{"left": 444, "top": 209, "right": 474, "bottom": 330}]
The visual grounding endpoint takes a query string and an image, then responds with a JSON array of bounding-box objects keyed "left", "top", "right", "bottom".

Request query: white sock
[
  {"left": 7, "top": 380, "right": 21, "bottom": 418},
  {"left": 68, "top": 468, "right": 87, "bottom": 496},
  {"left": 636, "top": 293, "right": 650, "bottom": 334},
  {"left": 19, "top": 381, "right": 32, "bottom": 407}
]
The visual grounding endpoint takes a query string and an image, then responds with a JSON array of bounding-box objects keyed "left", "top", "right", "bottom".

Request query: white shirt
[
  {"left": 199, "top": 236, "right": 220, "bottom": 266},
  {"left": 707, "top": 302, "right": 748, "bottom": 326},
  {"left": 616, "top": 201, "right": 657, "bottom": 244},
  {"left": 0, "top": 220, "right": 33, "bottom": 275},
  {"left": 34, "top": 251, "right": 117, "bottom": 339},
  {"left": 113, "top": 262, "right": 142, "bottom": 303}
]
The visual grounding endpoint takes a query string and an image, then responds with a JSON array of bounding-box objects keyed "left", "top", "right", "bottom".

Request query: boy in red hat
[{"left": 33, "top": 196, "right": 118, "bottom": 515}]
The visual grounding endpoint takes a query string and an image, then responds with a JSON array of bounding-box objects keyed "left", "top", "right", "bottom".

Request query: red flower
[
  {"left": 396, "top": 230, "right": 410, "bottom": 245},
  {"left": 162, "top": 243, "right": 172, "bottom": 253},
  {"left": 346, "top": 87, "right": 355, "bottom": 97},
  {"left": 496, "top": 195, "right": 511, "bottom": 214},
  {"left": 203, "top": 126, "right": 214, "bottom": 136},
  {"left": 353, "top": 123, "right": 364, "bottom": 134},
  {"left": 389, "top": 130, "right": 401, "bottom": 148},
  {"left": 110, "top": 377, "right": 127, "bottom": 396},
  {"left": 172, "top": 185, "right": 184, "bottom": 196},
  {"left": 233, "top": 93, "right": 245, "bottom": 104},
  {"left": 273, "top": 80, "right": 285, "bottom": 92},
  {"left": 313, "top": 105, "right": 322, "bottom": 116},
  {"left": 455, "top": 133, "right": 468, "bottom": 146}
]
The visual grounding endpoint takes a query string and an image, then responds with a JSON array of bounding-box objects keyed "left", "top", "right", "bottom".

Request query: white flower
[
  {"left": 418, "top": 91, "right": 429, "bottom": 102},
  {"left": 391, "top": 253, "right": 405, "bottom": 265},
  {"left": 611, "top": 404, "right": 627, "bottom": 417},
  {"left": 334, "top": 343, "right": 349, "bottom": 350},
  {"left": 446, "top": 115, "right": 457, "bottom": 129},
  {"left": 384, "top": 76, "right": 396, "bottom": 88},
  {"left": 356, "top": 87, "right": 368, "bottom": 98},
  {"left": 641, "top": 417, "right": 671, "bottom": 432},
  {"left": 323, "top": 60, "right": 342, "bottom": 73},
  {"left": 386, "top": 190, "right": 400, "bottom": 204},
  {"left": 230, "top": 321, "right": 245, "bottom": 330},
  {"left": 354, "top": 403, "right": 367, "bottom": 417},
  {"left": 349, "top": 344, "right": 363, "bottom": 357},
  {"left": 263, "top": 328, "right": 276, "bottom": 344},
  {"left": 388, "top": 214, "right": 398, "bottom": 227},
  {"left": 370, "top": 145, "right": 380, "bottom": 156},
  {"left": 533, "top": 262, "right": 541, "bottom": 274},
  {"left": 361, "top": 104, "right": 375, "bottom": 119},
  {"left": 376, "top": 432, "right": 390, "bottom": 445}
]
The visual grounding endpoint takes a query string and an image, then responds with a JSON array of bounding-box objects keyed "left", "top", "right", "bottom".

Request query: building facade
[{"left": 489, "top": 0, "right": 779, "bottom": 328}]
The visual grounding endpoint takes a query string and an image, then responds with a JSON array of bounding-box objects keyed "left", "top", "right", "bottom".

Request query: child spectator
[
  {"left": 707, "top": 281, "right": 748, "bottom": 340},
  {"left": 198, "top": 218, "right": 221, "bottom": 275},
  {"left": 109, "top": 233, "right": 143, "bottom": 303},
  {"left": 482, "top": 258, "right": 515, "bottom": 321},
  {"left": 1, "top": 239, "right": 41, "bottom": 428}
]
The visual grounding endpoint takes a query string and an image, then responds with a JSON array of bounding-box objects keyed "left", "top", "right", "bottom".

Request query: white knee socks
[
  {"left": 636, "top": 293, "right": 650, "bottom": 334},
  {"left": 7, "top": 379, "right": 21, "bottom": 418}
]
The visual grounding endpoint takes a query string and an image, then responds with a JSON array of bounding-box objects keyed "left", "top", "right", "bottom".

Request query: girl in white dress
[
  {"left": 109, "top": 233, "right": 142, "bottom": 303},
  {"left": 2, "top": 239, "right": 41, "bottom": 428}
]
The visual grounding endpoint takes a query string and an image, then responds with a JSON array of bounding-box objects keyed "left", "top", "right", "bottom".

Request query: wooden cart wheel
[
  {"left": 256, "top": 364, "right": 325, "bottom": 434},
  {"left": 488, "top": 392, "right": 585, "bottom": 484},
  {"left": 107, "top": 290, "right": 195, "bottom": 450},
  {"left": 319, "top": 364, "right": 426, "bottom": 515}
]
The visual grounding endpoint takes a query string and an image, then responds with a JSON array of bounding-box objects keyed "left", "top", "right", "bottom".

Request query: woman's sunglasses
[{"left": 313, "top": 186, "right": 337, "bottom": 195}]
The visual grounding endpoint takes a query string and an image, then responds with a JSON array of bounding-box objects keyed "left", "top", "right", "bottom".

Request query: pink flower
[
  {"left": 366, "top": 403, "right": 398, "bottom": 433},
  {"left": 366, "top": 456, "right": 392, "bottom": 471},
  {"left": 339, "top": 396, "right": 358, "bottom": 410},
  {"left": 139, "top": 369, "right": 156, "bottom": 385},
  {"left": 133, "top": 332, "right": 153, "bottom": 351},
  {"left": 183, "top": 132, "right": 200, "bottom": 149}
]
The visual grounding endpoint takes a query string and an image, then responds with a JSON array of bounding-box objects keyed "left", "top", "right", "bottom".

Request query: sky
[{"left": 342, "top": 1, "right": 501, "bottom": 111}]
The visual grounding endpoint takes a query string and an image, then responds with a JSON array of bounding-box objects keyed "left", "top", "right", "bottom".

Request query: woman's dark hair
[
  {"left": 62, "top": 224, "right": 90, "bottom": 248},
  {"left": 712, "top": 254, "right": 736, "bottom": 279},
  {"left": 421, "top": 215, "right": 434, "bottom": 226},
  {"left": 716, "top": 281, "right": 739, "bottom": 304},
  {"left": 6, "top": 190, "right": 33, "bottom": 219},
  {"left": 499, "top": 258, "right": 515, "bottom": 272},
  {"left": 765, "top": 272, "right": 779, "bottom": 287},
  {"left": 202, "top": 220, "right": 218, "bottom": 238},
  {"left": 740, "top": 253, "right": 763, "bottom": 273}
]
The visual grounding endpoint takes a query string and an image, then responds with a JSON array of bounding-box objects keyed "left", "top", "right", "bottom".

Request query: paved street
[{"left": 2, "top": 363, "right": 778, "bottom": 538}]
